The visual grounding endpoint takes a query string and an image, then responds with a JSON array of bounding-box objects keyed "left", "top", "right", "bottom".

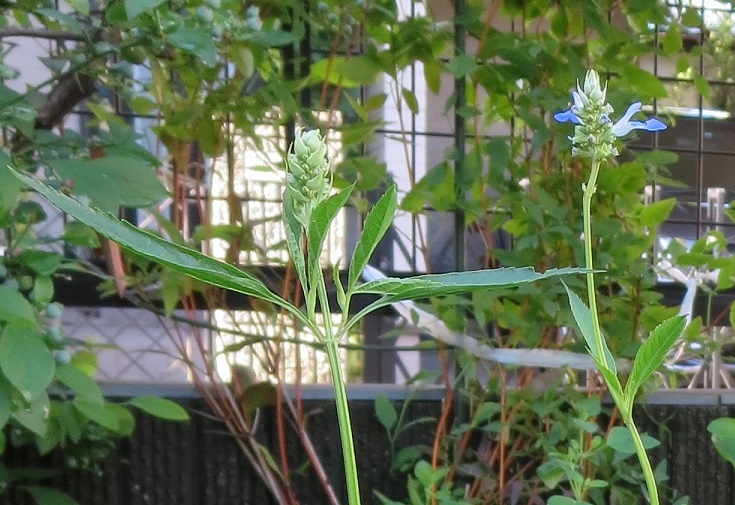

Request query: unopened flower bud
[{"left": 285, "top": 128, "right": 332, "bottom": 226}]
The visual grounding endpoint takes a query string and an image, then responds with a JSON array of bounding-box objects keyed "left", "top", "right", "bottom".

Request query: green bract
[{"left": 285, "top": 128, "right": 332, "bottom": 227}]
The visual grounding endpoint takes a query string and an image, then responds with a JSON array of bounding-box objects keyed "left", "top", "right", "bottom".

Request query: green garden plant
[
  {"left": 11, "top": 128, "right": 585, "bottom": 505},
  {"left": 0, "top": 0, "right": 711, "bottom": 503},
  {"left": 0, "top": 135, "right": 188, "bottom": 505},
  {"left": 555, "top": 69, "right": 685, "bottom": 505}
]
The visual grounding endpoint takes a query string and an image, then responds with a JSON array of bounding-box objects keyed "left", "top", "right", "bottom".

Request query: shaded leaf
[
  {"left": 547, "top": 497, "right": 587, "bottom": 505},
  {"left": 401, "top": 87, "right": 419, "bottom": 114},
  {"left": 374, "top": 394, "right": 397, "bottom": 431},
  {"left": 0, "top": 286, "right": 35, "bottom": 327},
  {"left": 25, "top": 486, "right": 79, "bottom": 505},
  {"left": 338, "top": 55, "right": 383, "bottom": 85},
  {"left": 0, "top": 153, "right": 20, "bottom": 210},
  {"left": 65, "top": 0, "right": 89, "bottom": 15},
  {"left": 607, "top": 426, "right": 660, "bottom": 454},
  {"left": 13, "top": 392, "right": 50, "bottom": 436},
  {"left": 0, "top": 387, "right": 10, "bottom": 429},
  {"left": 62, "top": 222, "right": 100, "bottom": 248},
  {"left": 128, "top": 396, "right": 189, "bottom": 421},
  {"left": 106, "top": 403, "right": 136, "bottom": 437},
  {"left": 55, "top": 364, "right": 104, "bottom": 405},
  {"left": 447, "top": 54, "right": 477, "bottom": 77},
  {"left": 639, "top": 198, "right": 676, "bottom": 227},
  {"left": 537, "top": 461, "right": 565, "bottom": 489},
  {"left": 17, "top": 250, "right": 61, "bottom": 276},
  {"left": 562, "top": 282, "right": 616, "bottom": 375},
  {"left": 249, "top": 22, "right": 305, "bottom": 48},
  {"left": 167, "top": 26, "right": 217, "bottom": 66},
  {"left": 73, "top": 399, "right": 119, "bottom": 431},
  {"left": 681, "top": 7, "right": 702, "bottom": 27},
  {"left": 708, "top": 417, "right": 735, "bottom": 467},
  {"left": 622, "top": 65, "right": 667, "bottom": 98},
  {"left": 124, "top": 0, "right": 165, "bottom": 19},
  {"left": 0, "top": 326, "right": 54, "bottom": 401},
  {"left": 48, "top": 156, "right": 168, "bottom": 213},
  {"left": 32, "top": 276, "right": 53, "bottom": 306}
]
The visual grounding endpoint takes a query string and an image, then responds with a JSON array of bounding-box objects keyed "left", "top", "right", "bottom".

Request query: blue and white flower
[{"left": 554, "top": 69, "right": 666, "bottom": 159}]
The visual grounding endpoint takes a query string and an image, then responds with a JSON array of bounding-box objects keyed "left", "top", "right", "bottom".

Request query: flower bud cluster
[
  {"left": 568, "top": 70, "right": 618, "bottom": 160},
  {"left": 285, "top": 129, "right": 332, "bottom": 226}
]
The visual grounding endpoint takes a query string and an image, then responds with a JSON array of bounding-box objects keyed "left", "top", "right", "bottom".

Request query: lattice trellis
[{"left": 62, "top": 307, "right": 203, "bottom": 384}]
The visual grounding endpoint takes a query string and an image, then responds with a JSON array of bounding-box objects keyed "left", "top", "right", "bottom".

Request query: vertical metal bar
[
  {"left": 411, "top": 0, "right": 418, "bottom": 272},
  {"left": 452, "top": 0, "right": 467, "bottom": 425},
  {"left": 454, "top": 0, "right": 466, "bottom": 274},
  {"left": 696, "top": 3, "right": 705, "bottom": 240}
]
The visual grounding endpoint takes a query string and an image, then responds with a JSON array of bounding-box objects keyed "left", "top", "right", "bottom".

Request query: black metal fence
[{"left": 1, "top": 390, "right": 733, "bottom": 505}]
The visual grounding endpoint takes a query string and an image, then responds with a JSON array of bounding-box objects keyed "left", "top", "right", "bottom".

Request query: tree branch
[
  {"left": 35, "top": 71, "right": 96, "bottom": 130},
  {"left": 0, "top": 28, "right": 88, "bottom": 41}
]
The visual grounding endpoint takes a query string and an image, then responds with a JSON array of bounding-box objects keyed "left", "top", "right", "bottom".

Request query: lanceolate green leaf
[
  {"left": 13, "top": 171, "right": 303, "bottom": 322},
  {"left": 595, "top": 356, "right": 624, "bottom": 401},
  {"left": 283, "top": 192, "right": 308, "bottom": 294},
  {"left": 348, "top": 186, "right": 397, "bottom": 292},
  {"left": 355, "top": 267, "right": 585, "bottom": 303},
  {"left": 307, "top": 185, "right": 354, "bottom": 294},
  {"left": 562, "top": 282, "right": 617, "bottom": 375},
  {"left": 625, "top": 316, "right": 685, "bottom": 401}
]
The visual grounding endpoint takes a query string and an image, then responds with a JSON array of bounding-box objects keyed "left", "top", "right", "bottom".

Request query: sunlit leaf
[
  {"left": 625, "top": 316, "right": 685, "bottom": 402},
  {"left": 348, "top": 186, "right": 397, "bottom": 291},
  {"left": 357, "top": 268, "right": 585, "bottom": 306},
  {"left": 12, "top": 171, "right": 302, "bottom": 322}
]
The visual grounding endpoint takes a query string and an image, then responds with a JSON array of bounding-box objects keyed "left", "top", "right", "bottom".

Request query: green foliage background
[{"left": 0, "top": 0, "right": 716, "bottom": 503}]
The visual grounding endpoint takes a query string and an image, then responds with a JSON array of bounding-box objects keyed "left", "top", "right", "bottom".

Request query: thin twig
[{"left": 0, "top": 28, "right": 89, "bottom": 41}]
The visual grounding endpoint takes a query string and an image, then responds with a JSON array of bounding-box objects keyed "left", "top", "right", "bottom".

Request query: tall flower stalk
[
  {"left": 284, "top": 128, "right": 362, "bottom": 505},
  {"left": 555, "top": 70, "right": 682, "bottom": 505}
]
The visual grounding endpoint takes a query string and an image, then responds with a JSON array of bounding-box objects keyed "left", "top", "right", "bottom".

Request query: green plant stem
[
  {"left": 623, "top": 413, "right": 659, "bottom": 505},
  {"left": 581, "top": 159, "right": 609, "bottom": 371},
  {"left": 582, "top": 158, "right": 659, "bottom": 505},
  {"left": 316, "top": 276, "right": 361, "bottom": 505}
]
